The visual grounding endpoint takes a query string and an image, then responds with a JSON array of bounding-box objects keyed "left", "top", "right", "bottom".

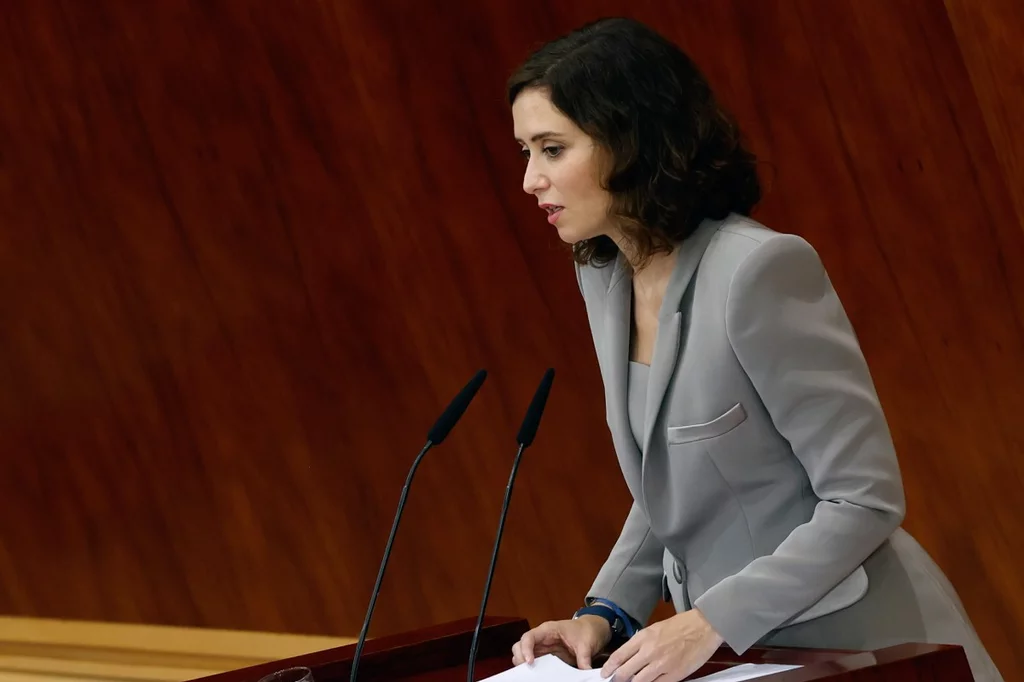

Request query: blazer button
[{"left": 672, "top": 560, "right": 684, "bottom": 584}]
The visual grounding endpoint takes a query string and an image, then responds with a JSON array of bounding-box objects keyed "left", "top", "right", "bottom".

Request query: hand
[
  {"left": 600, "top": 609, "right": 723, "bottom": 682},
  {"left": 511, "top": 615, "right": 612, "bottom": 670}
]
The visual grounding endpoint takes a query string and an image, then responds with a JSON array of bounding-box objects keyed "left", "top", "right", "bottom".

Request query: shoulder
[
  {"left": 702, "top": 214, "right": 822, "bottom": 287},
  {"left": 704, "top": 214, "right": 809, "bottom": 265},
  {"left": 713, "top": 217, "right": 839, "bottom": 341}
]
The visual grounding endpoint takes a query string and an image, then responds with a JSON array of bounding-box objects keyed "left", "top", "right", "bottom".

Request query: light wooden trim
[{"left": 0, "top": 617, "right": 355, "bottom": 682}]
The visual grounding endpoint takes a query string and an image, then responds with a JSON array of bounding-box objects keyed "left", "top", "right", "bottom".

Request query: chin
[
  {"left": 555, "top": 224, "right": 595, "bottom": 245},
  {"left": 555, "top": 229, "right": 577, "bottom": 245}
]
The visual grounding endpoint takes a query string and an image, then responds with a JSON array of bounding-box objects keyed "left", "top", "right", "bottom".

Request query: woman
[{"left": 507, "top": 17, "right": 1002, "bottom": 682}]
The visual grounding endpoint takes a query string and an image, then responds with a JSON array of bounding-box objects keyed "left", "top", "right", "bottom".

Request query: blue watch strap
[
  {"left": 574, "top": 604, "right": 617, "bottom": 622},
  {"left": 586, "top": 598, "right": 638, "bottom": 637}
]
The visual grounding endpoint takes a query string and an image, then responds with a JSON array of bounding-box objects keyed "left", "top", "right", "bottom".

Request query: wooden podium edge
[
  {"left": 738, "top": 642, "right": 974, "bottom": 681},
  {"left": 187, "top": 616, "right": 529, "bottom": 682},
  {"left": 187, "top": 617, "right": 974, "bottom": 682}
]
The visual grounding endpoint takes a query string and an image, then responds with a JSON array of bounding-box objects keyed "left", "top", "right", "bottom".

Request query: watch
[{"left": 573, "top": 603, "right": 628, "bottom": 640}]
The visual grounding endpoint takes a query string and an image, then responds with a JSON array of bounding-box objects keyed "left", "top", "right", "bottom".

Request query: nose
[{"left": 522, "top": 159, "right": 549, "bottom": 195}]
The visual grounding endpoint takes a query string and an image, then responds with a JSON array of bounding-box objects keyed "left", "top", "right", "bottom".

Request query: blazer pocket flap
[
  {"left": 667, "top": 403, "right": 747, "bottom": 445},
  {"left": 784, "top": 565, "right": 869, "bottom": 627}
]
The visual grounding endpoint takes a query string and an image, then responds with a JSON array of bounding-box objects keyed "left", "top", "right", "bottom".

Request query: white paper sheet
[
  {"left": 479, "top": 655, "right": 602, "bottom": 681},
  {"left": 480, "top": 655, "right": 801, "bottom": 682},
  {"left": 689, "top": 662, "right": 802, "bottom": 681}
]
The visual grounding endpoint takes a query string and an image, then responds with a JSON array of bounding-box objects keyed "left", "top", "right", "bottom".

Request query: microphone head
[
  {"left": 516, "top": 368, "right": 555, "bottom": 447},
  {"left": 427, "top": 369, "right": 487, "bottom": 445}
]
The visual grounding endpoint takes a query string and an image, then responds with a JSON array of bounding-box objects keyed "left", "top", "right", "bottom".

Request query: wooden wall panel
[
  {"left": 945, "top": 0, "right": 1024, "bottom": 236},
  {"left": 0, "top": 0, "right": 1020, "bottom": 679}
]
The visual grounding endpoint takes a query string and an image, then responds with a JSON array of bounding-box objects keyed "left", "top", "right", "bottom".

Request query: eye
[
  {"left": 543, "top": 145, "right": 563, "bottom": 158},
  {"left": 520, "top": 147, "right": 530, "bottom": 161}
]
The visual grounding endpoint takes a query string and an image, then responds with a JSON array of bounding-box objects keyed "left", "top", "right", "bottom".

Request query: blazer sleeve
[
  {"left": 588, "top": 501, "right": 667, "bottom": 625},
  {"left": 693, "top": 233, "right": 906, "bottom": 653}
]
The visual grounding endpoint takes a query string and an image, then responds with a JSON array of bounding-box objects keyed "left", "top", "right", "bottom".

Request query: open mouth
[{"left": 544, "top": 205, "right": 564, "bottom": 215}]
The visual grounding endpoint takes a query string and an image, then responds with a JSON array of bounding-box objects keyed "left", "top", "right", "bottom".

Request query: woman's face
[{"left": 512, "top": 88, "right": 614, "bottom": 245}]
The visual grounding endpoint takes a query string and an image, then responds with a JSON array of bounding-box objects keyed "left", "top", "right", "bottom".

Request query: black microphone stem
[
  {"left": 466, "top": 442, "right": 526, "bottom": 682},
  {"left": 466, "top": 369, "right": 553, "bottom": 681},
  {"left": 349, "top": 440, "right": 433, "bottom": 682},
  {"left": 347, "top": 369, "right": 486, "bottom": 682}
]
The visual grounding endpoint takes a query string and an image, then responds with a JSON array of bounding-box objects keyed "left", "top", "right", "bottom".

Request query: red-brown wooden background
[{"left": 1, "top": 0, "right": 1021, "bottom": 678}]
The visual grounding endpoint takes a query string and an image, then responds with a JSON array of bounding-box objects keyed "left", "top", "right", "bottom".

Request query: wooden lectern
[{"left": 189, "top": 616, "right": 975, "bottom": 681}]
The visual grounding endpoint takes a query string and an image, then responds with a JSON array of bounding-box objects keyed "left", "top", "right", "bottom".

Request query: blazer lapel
[
  {"left": 641, "top": 221, "right": 720, "bottom": 455},
  {"left": 603, "top": 252, "right": 642, "bottom": 480}
]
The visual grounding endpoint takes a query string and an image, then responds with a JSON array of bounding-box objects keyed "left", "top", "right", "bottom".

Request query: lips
[{"left": 538, "top": 203, "right": 564, "bottom": 225}]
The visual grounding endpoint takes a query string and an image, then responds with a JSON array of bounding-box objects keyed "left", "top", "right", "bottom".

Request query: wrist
[
  {"left": 574, "top": 599, "right": 635, "bottom": 648},
  {"left": 575, "top": 613, "right": 613, "bottom": 642},
  {"left": 691, "top": 608, "right": 724, "bottom": 647}
]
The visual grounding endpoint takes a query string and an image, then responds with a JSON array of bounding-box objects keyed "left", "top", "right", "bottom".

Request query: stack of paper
[{"left": 481, "top": 655, "right": 801, "bottom": 681}]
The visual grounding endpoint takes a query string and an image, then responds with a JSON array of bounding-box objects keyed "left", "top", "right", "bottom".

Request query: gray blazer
[
  {"left": 577, "top": 214, "right": 1004, "bottom": 681},
  {"left": 578, "top": 214, "right": 906, "bottom": 653}
]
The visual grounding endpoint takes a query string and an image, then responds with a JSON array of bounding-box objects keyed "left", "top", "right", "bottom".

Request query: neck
[
  {"left": 608, "top": 231, "right": 676, "bottom": 279},
  {"left": 609, "top": 231, "right": 645, "bottom": 270}
]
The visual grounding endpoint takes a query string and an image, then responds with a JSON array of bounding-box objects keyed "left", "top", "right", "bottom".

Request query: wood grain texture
[
  {"left": 945, "top": 0, "right": 1024, "bottom": 237},
  {"left": 0, "top": 0, "right": 1021, "bottom": 680},
  {"left": 191, "top": 617, "right": 530, "bottom": 682},
  {"left": 0, "top": 615, "right": 353, "bottom": 682}
]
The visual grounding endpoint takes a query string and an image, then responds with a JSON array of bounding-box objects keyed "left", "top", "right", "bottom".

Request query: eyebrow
[{"left": 515, "top": 131, "right": 565, "bottom": 144}]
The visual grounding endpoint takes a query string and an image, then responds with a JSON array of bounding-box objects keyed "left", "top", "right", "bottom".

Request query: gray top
[{"left": 627, "top": 360, "right": 650, "bottom": 452}]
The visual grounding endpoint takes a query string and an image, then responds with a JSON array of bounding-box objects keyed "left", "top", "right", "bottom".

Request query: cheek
[
  {"left": 561, "top": 160, "right": 604, "bottom": 203},
  {"left": 575, "top": 175, "right": 610, "bottom": 217}
]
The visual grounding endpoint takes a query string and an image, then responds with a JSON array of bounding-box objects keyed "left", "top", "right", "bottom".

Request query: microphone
[
  {"left": 349, "top": 369, "right": 488, "bottom": 682},
  {"left": 467, "top": 368, "right": 555, "bottom": 682}
]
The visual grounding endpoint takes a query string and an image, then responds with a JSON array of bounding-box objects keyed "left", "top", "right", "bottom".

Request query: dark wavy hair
[{"left": 508, "top": 17, "right": 762, "bottom": 268}]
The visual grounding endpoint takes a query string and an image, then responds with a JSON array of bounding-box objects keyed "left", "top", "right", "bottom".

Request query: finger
[
  {"left": 632, "top": 658, "right": 672, "bottom": 682},
  {"left": 523, "top": 627, "right": 562, "bottom": 664},
  {"left": 521, "top": 631, "right": 536, "bottom": 664},
  {"left": 634, "top": 670, "right": 669, "bottom": 682},
  {"left": 601, "top": 636, "right": 642, "bottom": 677},
  {"left": 575, "top": 644, "right": 593, "bottom": 670},
  {"left": 606, "top": 643, "right": 649, "bottom": 682},
  {"left": 511, "top": 641, "right": 523, "bottom": 666}
]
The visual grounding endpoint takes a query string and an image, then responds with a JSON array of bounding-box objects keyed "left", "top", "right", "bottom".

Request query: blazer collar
[{"left": 603, "top": 220, "right": 721, "bottom": 464}]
